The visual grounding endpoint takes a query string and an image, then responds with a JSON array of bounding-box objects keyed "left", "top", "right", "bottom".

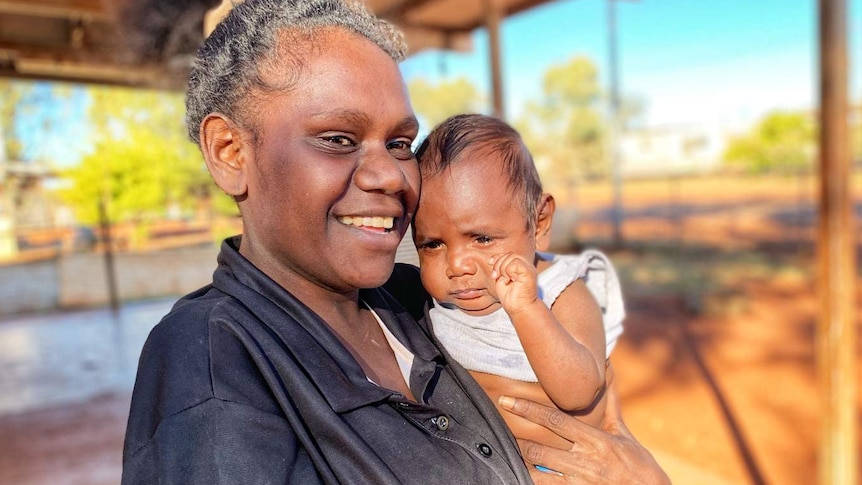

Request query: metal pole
[
  {"left": 607, "top": 0, "right": 623, "bottom": 247},
  {"left": 98, "top": 197, "right": 120, "bottom": 315},
  {"left": 816, "top": 1, "right": 858, "bottom": 484},
  {"left": 485, "top": 0, "right": 505, "bottom": 119}
]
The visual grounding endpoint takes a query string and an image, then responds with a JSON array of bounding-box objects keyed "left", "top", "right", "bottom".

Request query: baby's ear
[
  {"left": 534, "top": 194, "right": 556, "bottom": 252},
  {"left": 199, "top": 113, "right": 250, "bottom": 198}
]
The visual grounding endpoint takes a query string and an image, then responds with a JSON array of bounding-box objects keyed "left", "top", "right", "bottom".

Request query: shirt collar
[{"left": 213, "top": 236, "right": 442, "bottom": 413}]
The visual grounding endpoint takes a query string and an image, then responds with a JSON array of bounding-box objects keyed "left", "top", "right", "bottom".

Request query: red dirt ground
[{"left": 1, "top": 174, "right": 859, "bottom": 484}]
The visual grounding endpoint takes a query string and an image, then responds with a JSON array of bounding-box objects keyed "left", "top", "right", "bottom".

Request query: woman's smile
[{"left": 337, "top": 215, "right": 395, "bottom": 231}]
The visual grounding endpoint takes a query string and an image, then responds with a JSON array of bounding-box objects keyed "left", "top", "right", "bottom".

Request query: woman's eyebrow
[
  {"left": 310, "top": 110, "right": 419, "bottom": 134},
  {"left": 394, "top": 116, "right": 420, "bottom": 134},
  {"left": 310, "top": 109, "right": 370, "bottom": 126}
]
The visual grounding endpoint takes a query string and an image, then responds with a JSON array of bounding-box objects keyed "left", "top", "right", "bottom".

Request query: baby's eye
[
  {"left": 475, "top": 235, "right": 493, "bottom": 245},
  {"left": 418, "top": 240, "right": 443, "bottom": 250}
]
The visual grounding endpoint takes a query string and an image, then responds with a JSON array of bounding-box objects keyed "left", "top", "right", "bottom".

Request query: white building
[{"left": 619, "top": 122, "right": 736, "bottom": 177}]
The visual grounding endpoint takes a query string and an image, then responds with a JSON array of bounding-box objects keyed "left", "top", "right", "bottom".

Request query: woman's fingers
[
  {"left": 499, "top": 395, "right": 606, "bottom": 443},
  {"left": 500, "top": 397, "right": 602, "bottom": 477},
  {"left": 519, "top": 438, "right": 611, "bottom": 482},
  {"left": 500, "top": 395, "right": 671, "bottom": 484},
  {"left": 518, "top": 434, "right": 670, "bottom": 485}
]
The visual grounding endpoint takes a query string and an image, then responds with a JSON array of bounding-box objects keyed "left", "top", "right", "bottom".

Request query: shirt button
[
  {"left": 434, "top": 415, "right": 449, "bottom": 431},
  {"left": 477, "top": 443, "right": 493, "bottom": 457}
]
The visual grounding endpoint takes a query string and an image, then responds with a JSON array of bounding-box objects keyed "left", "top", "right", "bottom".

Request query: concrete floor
[
  {"left": 0, "top": 298, "right": 174, "bottom": 417},
  {"left": 0, "top": 299, "right": 174, "bottom": 485}
]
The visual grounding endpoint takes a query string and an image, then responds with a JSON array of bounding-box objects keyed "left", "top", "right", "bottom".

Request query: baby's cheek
[
  {"left": 418, "top": 265, "right": 443, "bottom": 299},
  {"left": 478, "top": 265, "right": 501, "bottom": 298}
]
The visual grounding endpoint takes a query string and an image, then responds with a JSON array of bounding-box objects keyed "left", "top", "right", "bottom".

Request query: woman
[{"left": 122, "top": 1, "right": 668, "bottom": 483}]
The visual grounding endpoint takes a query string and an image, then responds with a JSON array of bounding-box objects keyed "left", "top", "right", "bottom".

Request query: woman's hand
[{"left": 498, "top": 368, "right": 670, "bottom": 484}]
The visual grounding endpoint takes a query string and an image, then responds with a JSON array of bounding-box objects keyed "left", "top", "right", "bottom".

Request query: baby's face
[{"left": 413, "top": 157, "right": 536, "bottom": 316}]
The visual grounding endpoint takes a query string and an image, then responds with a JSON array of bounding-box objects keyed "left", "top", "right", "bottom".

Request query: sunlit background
[{"left": 0, "top": 0, "right": 859, "bottom": 484}]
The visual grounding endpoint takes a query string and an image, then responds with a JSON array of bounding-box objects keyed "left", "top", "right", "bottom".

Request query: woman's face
[{"left": 238, "top": 28, "right": 420, "bottom": 297}]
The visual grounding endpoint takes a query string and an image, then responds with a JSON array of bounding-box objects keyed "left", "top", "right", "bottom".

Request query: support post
[
  {"left": 816, "top": 1, "right": 858, "bottom": 484},
  {"left": 484, "top": 0, "right": 505, "bottom": 119}
]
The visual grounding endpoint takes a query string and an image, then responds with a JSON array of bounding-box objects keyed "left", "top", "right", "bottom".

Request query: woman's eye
[
  {"left": 387, "top": 140, "right": 415, "bottom": 160},
  {"left": 323, "top": 135, "right": 354, "bottom": 147}
]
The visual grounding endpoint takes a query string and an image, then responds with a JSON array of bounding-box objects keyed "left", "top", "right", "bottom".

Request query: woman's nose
[{"left": 354, "top": 146, "right": 414, "bottom": 195}]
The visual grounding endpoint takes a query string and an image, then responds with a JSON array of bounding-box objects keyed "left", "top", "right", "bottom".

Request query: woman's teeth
[{"left": 338, "top": 216, "right": 394, "bottom": 229}]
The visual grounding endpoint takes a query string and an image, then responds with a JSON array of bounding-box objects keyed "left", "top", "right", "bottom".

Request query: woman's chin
[{"left": 348, "top": 261, "right": 397, "bottom": 290}]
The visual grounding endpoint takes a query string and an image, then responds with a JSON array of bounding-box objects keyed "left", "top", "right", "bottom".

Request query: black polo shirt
[{"left": 122, "top": 237, "right": 532, "bottom": 484}]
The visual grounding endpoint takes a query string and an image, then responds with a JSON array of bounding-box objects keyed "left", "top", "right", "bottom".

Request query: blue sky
[
  {"left": 12, "top": 83, "right": 89, "bottom": 165},
  {"left": 400, "top": 0, "right": 860, "bottom": 129},
  {"left": 8, "top": 0, "right": 860, "bottom": 167}
]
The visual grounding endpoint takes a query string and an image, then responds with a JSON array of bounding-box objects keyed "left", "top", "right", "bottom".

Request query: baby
[{"left": 412, "top": 114, "right": 625, "bottom": 450}]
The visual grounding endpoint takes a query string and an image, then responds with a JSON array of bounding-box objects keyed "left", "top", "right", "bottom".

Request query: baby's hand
[{"left": 488, "top": 253, "right": 539, "bottom": 316}]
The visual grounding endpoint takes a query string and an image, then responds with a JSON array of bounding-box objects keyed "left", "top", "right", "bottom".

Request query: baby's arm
[{"left": 489, "top": 253, "right": 606, "bottom": 411}]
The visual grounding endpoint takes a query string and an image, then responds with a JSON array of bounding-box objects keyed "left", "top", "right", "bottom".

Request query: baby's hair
[
  {"left": 415, "top": 113, "right": 544, "bottom": 231},
  {"left": 185, "top": 0, "right": 406, "bottom": 144}
]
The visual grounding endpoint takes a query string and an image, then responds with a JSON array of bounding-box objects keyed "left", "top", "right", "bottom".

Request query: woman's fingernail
[{"left": 498, "top": 396, "right": 515, "bottom": 409}]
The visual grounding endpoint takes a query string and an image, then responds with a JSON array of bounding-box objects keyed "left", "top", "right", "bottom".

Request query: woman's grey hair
[{"left": 185, "top": 0, "right": 407, "bottom": 143}]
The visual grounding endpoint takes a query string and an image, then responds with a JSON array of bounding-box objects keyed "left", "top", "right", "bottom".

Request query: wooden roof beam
[
  {"left": 0, "top": 0, "right": 108, "bottom": 21},
  {"left": 378, "top": 0, "right": 438, "bottom": 20},
  {"left": 399, "top": 26, "right": 472, "bottom": 53}
]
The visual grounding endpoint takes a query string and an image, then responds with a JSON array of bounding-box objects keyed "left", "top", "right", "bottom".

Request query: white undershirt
[{"left": 361, "top": 300, "right": 414, "bottom": 387}]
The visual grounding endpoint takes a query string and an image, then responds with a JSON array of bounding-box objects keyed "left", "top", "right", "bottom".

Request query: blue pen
[{"left": 535, "top": 464, "right": 564, "bottom": 476}]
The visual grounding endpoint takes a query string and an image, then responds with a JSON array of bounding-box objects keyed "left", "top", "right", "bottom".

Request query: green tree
[
  {"left": 407, "top": 76, "right": 484, "bottom": 131},
  {"left": 58, "top": 86, "right": 231, "bottom": 233},
  {"left": 723, "top": 111, "right": 816, "bottom": 174},
  {"left": 515, "top": 56, "right": 606, "bottom": 191}
]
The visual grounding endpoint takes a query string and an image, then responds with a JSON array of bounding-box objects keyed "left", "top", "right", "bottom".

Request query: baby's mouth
[
  {"left": 451, "top": 288, "right": 484, "bottom": 299},
  {"left": 337, "top": 216, "right": 395, "bottom": 232}
]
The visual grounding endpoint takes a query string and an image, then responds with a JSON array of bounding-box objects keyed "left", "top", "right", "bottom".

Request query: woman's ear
[
  {"left": 534, "top": 193, "right": 556, "bottom": 252},
  {"left": 199, "top": 113, "right": 249, "bottom": 198}
]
